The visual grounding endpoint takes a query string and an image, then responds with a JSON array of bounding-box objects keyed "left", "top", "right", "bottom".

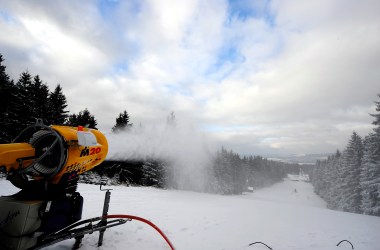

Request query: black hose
[
  {"left": 248, "top": 241, "right": 273, "bottom": 249},
  {"left": 31, "top": 218, "right": 127, "bottom": 250},
  {"left": 336, "top": 240, "right": 354, "bottom": 249},
  {"left": 43, "top": 216, "right": 102, "bottom": 239}
]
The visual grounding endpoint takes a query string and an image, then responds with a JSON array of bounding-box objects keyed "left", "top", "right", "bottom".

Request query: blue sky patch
[
  {"left": 0, "top": 10, "right": 15, "bottom": 23},
  {"left": 97, "top": 0, "right": 142, "bottom": 19},
  {"left": 113, "top": 61, "right": 129, "bottom": 73},
  {"left": 205, "top": 44, "right": 245, "bottom": 80},
  {"left": 97, "top": 0, "right": 119, "bottom": 18},
  {"left": 217, "top": 45, "right": 245, "bottom": 64},
  {"left": 227, "top": 0, "right": 275, "bottom": 26}
]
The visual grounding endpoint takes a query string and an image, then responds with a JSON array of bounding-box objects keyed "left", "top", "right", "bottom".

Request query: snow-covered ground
[{"left": 1, "top": 178, "right": 380, "bottom": 250}]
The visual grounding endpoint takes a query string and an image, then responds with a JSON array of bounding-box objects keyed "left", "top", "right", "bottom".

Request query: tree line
[
  {"left": 0, "top": 53, "right": 131, "bottom": 143},
  {"left": 311, "top": 95, "right": 380, "bottom": 216},
  {"left": 209, "top": 148, "right": 301, "bottom": 194}
]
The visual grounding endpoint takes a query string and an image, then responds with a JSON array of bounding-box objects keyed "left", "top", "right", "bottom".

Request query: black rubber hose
[
  {"left": 336, "top": 240, "right": 354, "bottom": 249},
  {"left": 248, "top": 241, "right": 273, "bottom": 250}
]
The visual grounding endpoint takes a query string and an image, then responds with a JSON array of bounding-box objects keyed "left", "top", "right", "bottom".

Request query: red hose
[{"left": 103, "top": 214, "right": 175, "bottom": 250}]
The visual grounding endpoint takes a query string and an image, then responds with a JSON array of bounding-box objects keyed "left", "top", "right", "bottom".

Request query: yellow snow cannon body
[{"left": 0, "top": 120, "right": 108, "bottom": 192}]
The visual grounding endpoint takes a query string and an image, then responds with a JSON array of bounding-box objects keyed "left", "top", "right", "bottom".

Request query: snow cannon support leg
[
  {"left": 98, "top": 178, "right": 112, "bottom": 247},
  {"left": 73, "top": 235, "right": 84, "bottom": 249}
]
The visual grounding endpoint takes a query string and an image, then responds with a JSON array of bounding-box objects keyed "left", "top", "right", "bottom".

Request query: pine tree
[
  {"left": 211, "top": 147, "right": 249, "bottom": 194},
  {"left": 371, "top": 94, "right": 380, "bottom": 134},
  {"left": 0, "top": 54, "right": 15, "bottom": 142},
  {"left": 30, "top": 75, "right": 50, "bottom": 122},
  {"left": 141, "top": 160, "right": 167, "bottom": 187},
  {"left": 47, "top": 84, "right": 68, "bottom": 125},
  {"left": 112, "top": 110, "right": 132, "bottom": 133},
  {"left": 360, "top": 94, "right": 380, "bottom": 215},
  {"left": 312, "top": 159, "right": 325, "bottom": 196},
  {"left": 10, "top": 71, "right": 35, "bottom": 136},
  {"left": 212, "top": 148, "right": 234, "bottom": 194},
  {"left": 166, "top": 111, "right": 176, "bottom": 127},
  {"left": 328, "top": 150, "right": 342, "bottom": 209},
  {"left": 66, "top": 108, "right": 98, "bottom": 129},
  {"left": 337, "top": 132, "right": 363, "bottom": 213},
  {"left": 360, "top": 133, "right": 380, "bottom": 215}
]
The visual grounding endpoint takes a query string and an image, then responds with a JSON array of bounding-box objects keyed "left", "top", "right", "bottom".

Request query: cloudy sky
[{"left": 0, "top": 0, "right": 379, "bottom": 156}]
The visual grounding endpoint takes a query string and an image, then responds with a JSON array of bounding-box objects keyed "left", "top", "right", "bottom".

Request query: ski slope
[{"left": 1, "top": 178, "right": 380, "bottom": 250}]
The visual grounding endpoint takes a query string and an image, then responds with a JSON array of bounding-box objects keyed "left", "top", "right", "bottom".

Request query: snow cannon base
[
  {"left": 0, "top": 197, "right": 43, "bottom": 250},
  {"left": 0, "top": 193, "right": 84, "bottom": 250}
]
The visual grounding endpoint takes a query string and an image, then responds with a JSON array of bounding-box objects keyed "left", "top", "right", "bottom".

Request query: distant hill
[{"left": 266, "top": 153, "right": 330, "bottom": 164}]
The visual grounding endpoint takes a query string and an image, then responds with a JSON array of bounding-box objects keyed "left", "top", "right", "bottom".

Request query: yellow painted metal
[
  {"left": 0, "top": 125, "right": 108, "bottom": 185},
  {"left": 0, "top": 143, "right": 35, "bottom": 172},
  {"left": 49, "top": 125, "right": 109, "bottom": 184}
]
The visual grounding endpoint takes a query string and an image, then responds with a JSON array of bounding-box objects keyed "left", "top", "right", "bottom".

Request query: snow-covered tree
[
  {"left": 371, "top": 94, "right": 380, "bottom": 134},
  {"left": 360, "top": 95, "right": 380, "bottom": 215},
  {"left": 326, "top": 151, "right": 342, "bottom": 209},
  {"left": 141, "top": 160, "right": 167, "bottom": 188},
  {"left": 360, "top": 133, "right": 380, "bottom": 215},
  {"left": 312, "top": 151, "right": 342, "bottom": 209},
  {"left": 336, "top": 132, "right": 363, "bottom": 213},
  {"left": 211, "top": 148, "right": 287, "bottom": 195},
  {"left": 311, "top": 95, "right": 380, "bottom": 216},
  {"left": 212, "top": 148, "right": 236, "bottom": 194}
]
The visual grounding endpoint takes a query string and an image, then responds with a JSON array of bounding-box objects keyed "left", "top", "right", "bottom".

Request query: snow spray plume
[{"left": 106, "top": 119, "right": 216, "bottom": 191}]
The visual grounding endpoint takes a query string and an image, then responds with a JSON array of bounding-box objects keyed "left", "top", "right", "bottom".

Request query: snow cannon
[
  {"left": 0, "top": 120, "right": 108, "bottom": 250},
  {"left": 0, "top": 120, "right": 108, "bottom": 192}
]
